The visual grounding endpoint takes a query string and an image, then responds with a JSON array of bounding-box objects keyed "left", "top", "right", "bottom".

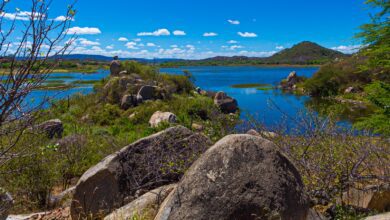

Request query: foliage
[{"left": 354, "top": 81, "right": 390, "bottom": 135}]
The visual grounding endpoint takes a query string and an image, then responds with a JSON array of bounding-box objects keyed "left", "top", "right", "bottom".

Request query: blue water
[
  {"left": 26, "top": 66, "right": 345, "bottom": 131},
  {"left": 160, "top": 66, "right": 320, "bottom": 130}
]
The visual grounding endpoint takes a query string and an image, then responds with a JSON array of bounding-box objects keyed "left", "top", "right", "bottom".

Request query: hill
[
  {"left": 57, "top": 54, "right": 183, "bottom": 63},
  {"left": 160, "top": 41, "right": 349, "bottom": 67},
  {"left": 264, "top": 41, "right": 348, "bottom": 64}
]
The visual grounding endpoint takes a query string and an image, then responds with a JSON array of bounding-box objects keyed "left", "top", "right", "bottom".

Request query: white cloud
[
  {"left": 170, "top": 45, "right": 178, "bottom": 48},
  {"left": 125, "top": 42, "right": 138, "bottom": 49},
  {"left": 133, "top": 38, "right": 142, "bottom": 42},
  {"left": 78, "top": 38, "right": 100, "bottom": 46},
  {"left": 173, "top": 30, "right": 186, "bottom": 36},
  {"left": 203, "top": 32, "right": 218, "bottom": 37},
  {"left": 54, "top": 15, "right": 74, "bottom": 21},
  {"left": 227, "top": 40, "right": 238, "bottom": 44},
  {"left": 228, "top": 19, "right": 240, "bottom": 25},
  {"left": 67, "top": 27, "right": 101, "bottom": 35},
  {"left": 106, "top": 45, "right": 114, "bottom": 50},
  {"left": 118, "top": 37, "right": 129, "bottom": 42},
  {"left": 331, "top": 45, "right": 362, "bottom": 54},
  {"left": 146, "top": 43, "right": 156, "bottom": 47},
  {"left": 238, "top": 32, "right": 257, "bottom": 38},
  {"left": 276, "top": 46, "right": 284, "bottom": 50},
  {"left": 1, "top": 11, "right": 43, "bottom": 21},
  {"left": 230, "top": 45, "right": 243, "bottom": 50},
  {"left": 137, "top": 28, "right": 170, "bottom": 36}
]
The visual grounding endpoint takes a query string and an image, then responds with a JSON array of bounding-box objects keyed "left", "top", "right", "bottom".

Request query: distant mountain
[
  {"left": 57, "top": 54, "right": 184, "bottom": 63},
  {"left": 161, "top": 41, "right": 349, "bottom": 67},
  {"left": 264, "top": 41, "right": 348, "bottom": 64}
]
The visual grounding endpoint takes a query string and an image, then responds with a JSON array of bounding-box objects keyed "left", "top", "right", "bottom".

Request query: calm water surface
[{"left": 29, "top": 66, "right": 353, "bottom": 131}]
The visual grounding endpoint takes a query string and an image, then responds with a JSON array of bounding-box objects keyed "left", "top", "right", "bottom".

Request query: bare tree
[{"left": 0, "top": 0, "right": 76, "bottom": 167}]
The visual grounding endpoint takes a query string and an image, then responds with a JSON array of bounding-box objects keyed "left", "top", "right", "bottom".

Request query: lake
[{"left": 29, "top": 66, "right": 355, "bottom": 131}]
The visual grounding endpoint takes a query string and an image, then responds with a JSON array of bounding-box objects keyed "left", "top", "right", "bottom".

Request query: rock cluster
[{"left": 70, "top": 126, "right": 211, "bottom": 219}]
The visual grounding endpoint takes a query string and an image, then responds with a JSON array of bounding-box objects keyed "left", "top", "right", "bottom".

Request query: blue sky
[{"left": 3, "top": 0, "right": 374, "bottom": 59}]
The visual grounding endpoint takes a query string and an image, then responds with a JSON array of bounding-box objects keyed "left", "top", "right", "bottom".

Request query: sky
[{"left": 2, "top": 0, "right": 375, "bottom": 59}]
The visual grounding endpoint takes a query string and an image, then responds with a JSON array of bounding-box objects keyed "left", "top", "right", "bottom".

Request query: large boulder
[
  {"left": 342, "top": 185, "right": 390, "bottom": 212},
  {"left": 110, "top": 60, "right": 121, "bottom": 76},
  {"left": 0, "top": 189, "right": 13, "bottom": 220},
  {"left": 104, "top": 184, "right": 175, "bottom": 220},
  {"left": 149, "top": 111, "right": 177, "bottom": 128},
  {"left": 155, "top": 134, "right": 310, "bottom": 220},
  {"left": 35, "top": 119, "right": 63, "bottom": 139},
  {"left": 364, "top": 212, "right": 390, "bottom": 220},
  {"left": 70, "top": 126, "right": 212, "bottom": 219},
  {"left": 281, "top": 71, "right": 302, "bottom": 90},
  {"left": 214, "top": 91, "right": 238, "bottom": 114},
  {"left": 137, "top": 85, "right": 159, "bottom": 101}
]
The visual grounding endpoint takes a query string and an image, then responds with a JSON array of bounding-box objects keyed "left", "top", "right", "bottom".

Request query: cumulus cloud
[
  {"left": 133, "top": 38, "right": 142, "bottom": 42},
  {"left": 238, "top": 32, "right": 257, "bottom": 38},
  {"left": 54, "top": 15, "right": 74, "bottom": 21},
  {"left": 228, "top": 19, "right": 240, "bottom": 25},
  {"left": 78, "top": 38, "right": 100, "bottom": 46},
  {"left": 1, "top": 11, "right": 44, "bottom": 21},
  {"left": 118, "top": 37, "right": 129, "bottom": 42},
  {"left": 106, "top": 45, "right": 114, "bottom": 50},
  {"left": 67, "top": 27, "right": 101, "bottom": 35},
  {"left": 276, "top": 46, "right": 284, "bottom": 50},
  {"left": 230, "top": 45, "right": 243, "bottom": 50},
  {"left": 147, "top": 43, "right": 156, "bottom": 47},
  {"left": 331, "top": 45, "right": 362, "bottom": 54},
  {"left": 173, "top": 30, "right": 186, "bottom": 36},
  {"left": 125, "top": 42, "right": 138, "bottom": 49},
  {"left": 137, "top": 28, "right": 170, "bottom": 36},
  {"left": 227, "top": 40, "right": 238, "bottom": 44},
  {"left": 203, "top": 32, "right": 218, "bottom": 37}
]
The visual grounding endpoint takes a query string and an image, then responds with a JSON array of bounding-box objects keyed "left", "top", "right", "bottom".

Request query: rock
[
  {"left": 305, "top": 209, "right": 327, "bottom": 220},
  {"left": 155, "top": 134, "right": 310, "bottom": 220},
  {"left": 118, "top": 70, "right": 128, "bottom": 76},
  {"left": 36, "top": 119, "right": 63, "bottom": 139},
  {"left": 344, "top": 86, "right": 356, "bottom": 94},
  {"left": 149, "top": 111, "right": 177, "bottom": 128},
  {"left": 104, "top": 185, "right": 175, "bottom": 220},
  {"left": 342, "top": 185, "right": 390, "bottom": 212},
  {"left": 137, "top": 85, "right": 157, "bottom": 101},
  {"left": 281, "top": 71, "right": 302, "bottom": 90},
  {"left": 246, "top": 129, "right": 260, "bottom": 136},
  {"left": 214, "top": 91, "right": 238, "bottom": 114},
  {"left": 70, "top": 126, "right": 211, "bottom": 219},
  {"left": 364, "top": 212, "right": 390, "bottom": 220},
  {"left": 191, "top": 123, "right": 204, "bottom": 132},
  {"left": 287, "top": 71, "right": 297, "bottom": 82},
  {"left": 120, "top": 95, "right": 138, "bottom": 110},
  {"left": 195, "top": 87, "right": 202, "bottom": 94},
  {"left": 6, "top": 208, "right": 70, "bottom": 220},
  {"left": 0, "top": 189, "right": 13, "bottom": 220},
  {"left": 110, "top": 60, "right": 121, "bottom": 76}
]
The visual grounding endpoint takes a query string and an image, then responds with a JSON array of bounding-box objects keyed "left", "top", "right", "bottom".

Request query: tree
[
  {"left": 357, "top": 0, "right": 390, "bottom": 75},
  {"left": 0, "top": 0, "right": 76, "bottom": 167}
]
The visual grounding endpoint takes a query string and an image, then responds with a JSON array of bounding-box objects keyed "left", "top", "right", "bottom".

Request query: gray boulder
[
  {"left": 137, "top": 85, "right": 158, "bottom": 101},
  {"left": 155, "top": 134, "right": 310, "bottom": 220},
  {"left": 70, "top": 126, "right": 212, "bottom": 219},
  {"left": 342, "top": 185, "right": 390, "bottom": 212},
  {"left": 364, "top": 212, "right": 390, "bottom": 220},
  {"left": 36, "top": 119, "right": 63, "bottom": 139},
  {"left": 149, "top": 111, "right": 177, "bottom": 128},
  {"left": 120, "top": 95, "right": 138, "bottom": 110},
  {"left": 0, "top": 189, "right": 13, "bottom": 220},
  {"left": 110, "top": 60, "right": 121, "bottom": 76},
  {"left": 104, "top": 184, "right": 176, "bottom": 220},
  {"left": 214, "top": 91, "right": 238, "bottom": 114}
]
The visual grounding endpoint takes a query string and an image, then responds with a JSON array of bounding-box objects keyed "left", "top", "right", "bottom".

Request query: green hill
[{"left": 264, "top": 41, "right": 348, "bottom": 65}]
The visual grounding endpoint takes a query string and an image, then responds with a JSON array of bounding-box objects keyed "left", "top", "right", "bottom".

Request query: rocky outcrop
[
  {"left": 48, "top": 186, "right": 76, "bottom": 208},
  {"left": 35, "top": 119, "right": 63, "bottom": 139},
  {"left": 281, "top": 71, "right": 303, "bottom": 90},
  {"left": 104, "top": 184, "right": 175, "bottom": 220},
  {"left": 342, "top": 185, "right": 390, "bottom": 212},
  {"left": 149, "top": 111, "right": 177, "bottom": 128},
  {"left": 155, "top": 134, "right": 310, "bottom": 220},
  {"left": 70, "top": 126, "right": 212, "bottom": 219},
  {"left": 0, "top": 189, "right": 13, "bottom": 220},
  {"left": 246, "top": 129, "right": 278, "bottom": 138},
  {"left": 110, "top": 58, "right": 121, "bottom": 76},
  {"left": 213, "top": 91, "right": 238, "bottom": 114},
  {"left": 137, "top": 85, "right": 157, "bottom": 101}
]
